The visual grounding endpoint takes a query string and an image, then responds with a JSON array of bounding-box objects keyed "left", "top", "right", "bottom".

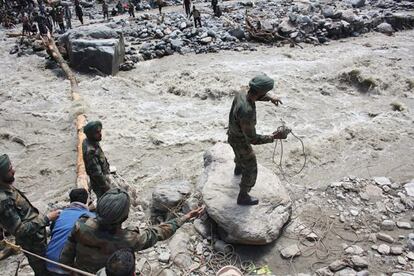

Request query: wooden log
[{"left": 41, "top": 34, "right": 89, "bottom": 191}]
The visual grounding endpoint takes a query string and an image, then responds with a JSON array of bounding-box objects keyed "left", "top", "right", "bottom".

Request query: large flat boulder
[
  {"left": 59, "top": 25, "right": 125, "bottom": 75},
  {"left": 200, "top": 143, "right": 292, "bottom": 245}
]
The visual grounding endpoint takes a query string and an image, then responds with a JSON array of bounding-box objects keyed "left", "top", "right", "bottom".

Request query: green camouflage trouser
[
  {"left": 18, "top": 229, "right": 49, "bottom": 276},
  {"left": 228, "top": 140, "right": 257, "bottom": 192}
]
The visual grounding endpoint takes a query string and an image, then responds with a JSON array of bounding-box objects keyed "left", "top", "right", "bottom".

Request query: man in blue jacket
[{"left": 46, "top": 188, "right": 94, "bottom": 275}]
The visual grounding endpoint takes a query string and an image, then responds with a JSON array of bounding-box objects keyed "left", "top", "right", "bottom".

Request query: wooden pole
[{"left": 42, "top": 34, "right": 89, "bottom": 191}]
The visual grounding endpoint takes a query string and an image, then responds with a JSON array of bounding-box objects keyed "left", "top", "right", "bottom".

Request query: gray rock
[
  {"left": 200, "top": 37, "right": 213, "bottom": 44},
  {"left": 350, "top": 255, "right": 368, "bottom": 269},
  {"left": 328, "top": 260, "right": 347, "bottom": 272},
  {"left": 170, "top": 39, "right": 183, "bottom": 50},
  {"left": 381, "top": 220, "right": 396, "bottom": 231},
  {"left": 168, "top": 224, "right": 194, "bottom": 269},
  {"left": 373, "top": 177, "right": 391, "bottom": 186},
  {"left": 356, "top": 271, "right": 369, "bottom": 276},
  {"left": 377, "top": 232, "right": 394, "bottom": 243},
  {"left": 404, "top": 182, "right": 414, "bottom": 197},
  {"left": 316, "top": 267, "right": 334, "bottom": 276},
  {"left": 200, "top": 143, "right": 292, "bottom": 245},
  {"left": 407, "top": 251, "right": 414, "bottom": 260},
  {"left": 228, "top": 28, "right": 245, "bottom": 40},
  {"left": 351, "top": 0, "right": 365, "bottom": 8},
  {"left": 377, "top": 23, "right": 394, "bottom": 35},
  {"left": 390, "top": 246, "right": 403, "bottom": 255},
  {"left": 397, "top": 256, "right": 407, "bottom": 265},
  {"left": 280, "top": 244, "right": 301, "bottom": 259},
  {"left": 213, "top": 240, "right": 232, "bottom": 254},
  {"left": 152, "top": 180, "right": 192, "bottom": 211},
  {"left": 334, "top": 268, "right": 357, "bottom": 276},
  {"left": 193, "top": 217, "right": 214, "bottom": 239},
  {"left": 407, "top": 233, "right": 414, "bottom": 251},
  {"left": 397, "top": 221, "right": 412, "bottom": 229},
  {"left": 279, "top": 19, "right": 296, "bottom": 34},
  {"left": 322, "top": 7, "right": 335, "bottom": 18},
  {"left": 158, "top": 251, "right": 171, "bottom": 263},
  {"left": 377, "top": 244, "right": 391, "bottom": 255}
]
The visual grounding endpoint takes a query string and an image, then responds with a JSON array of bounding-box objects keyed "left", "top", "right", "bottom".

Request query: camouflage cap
[
  {"left": 249, "top": 74, "right": 274, "bottom": 96},
  {"left": 0, "top": 154, "right": 11, "bottom": 177},
  {"left": 97, "top": 188, "right": 130, "bottom": 226},
  {"left": 83, "top": 121, "right": 102, "bottom": 139}
]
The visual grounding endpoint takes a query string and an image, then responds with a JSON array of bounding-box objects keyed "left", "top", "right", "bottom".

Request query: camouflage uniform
[
  {"left": 60, "top": 216, "right": 184, "bottom": 273},
  {"left": 227, "top": 92, "right": 274, "bottom": 192},
  {"left": 82, "top": 138, "right": 111, "bottom": 199},
  {"left": 0, "top": 182, "right": 49, "bottom": 276}
]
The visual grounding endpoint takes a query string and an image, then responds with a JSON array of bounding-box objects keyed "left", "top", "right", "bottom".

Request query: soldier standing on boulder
[
  {"left": 0, "top": 154, "right": 61, "bottom": 275},
  {"left": 227, "top": 75, "right": 289, "bottom": 205},
  {"left": 75, "top": 2, "right": 83, "bottom": 24},
  {"left": 60, "top": 188, "right": 204, "bottom": 274},
  {"left": 82, "top": 121, "right": 112, "bottom": 199}
]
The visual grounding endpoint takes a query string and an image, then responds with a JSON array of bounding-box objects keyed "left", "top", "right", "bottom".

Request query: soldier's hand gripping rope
[{"left": 272, "top": 123, "right": 307, "bottom": 177}]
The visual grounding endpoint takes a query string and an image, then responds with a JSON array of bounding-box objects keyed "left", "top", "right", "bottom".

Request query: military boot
[
  {"left": 237, "top": 191, "right": 259, "bottom": 205},
  {"left": 234, "top": 166, "right": 242, "bottom": 176}
]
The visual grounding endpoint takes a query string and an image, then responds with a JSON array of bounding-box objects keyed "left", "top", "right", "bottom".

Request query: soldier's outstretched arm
[
  {"left": 0, "top": 198, "right": 49, "bottom": 240},
  {"left": 134, "top": 207, "right": 204, "bottom": 251}
]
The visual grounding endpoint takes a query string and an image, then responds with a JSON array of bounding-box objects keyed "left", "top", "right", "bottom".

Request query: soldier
[
  {"left": 82, "top": 121, "right": 111, "bottom": 199},
  {"left": 127, "top": 1, "right": 135, "bottom": 18},
  {"left": 183, "top": 0, "right": 191, "bottom": 17},
  {"left": 190, "top": 6, "right": 201, "bottom": 27},
  {"left": 75, "top": 2, "right": 83, "bottom": 24},
  {"left": 64, "top": 5, "right": 71, "bottom": 29},
  {"left": 227, "top": 75, "right": 289, "bottom": 205},
  {"left": 102, "top": 1, "right": 109, "bottom": 20},
  {"left": 211, "top": 0, "right": 217, "bottom": 13},
  {"left": 0, "top": 154, "right": 60, "bottom": 275},
  {"left": 60, "top": 188, "right": 204, "bottom": 274}
]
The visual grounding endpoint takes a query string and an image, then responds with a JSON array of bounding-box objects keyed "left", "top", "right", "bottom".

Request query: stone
[
  {"left": 280, "top": 244, "right": 301, "bottom": 259},
  {"left": 193, "top": 217, "right": 214, "bottom": 239},
  {"left": 407, "top": 233, "right": 414, "bottom": 251},
  {"left": 390, "top": 246, "right": 403, "bottom": 255},
  {"left": 397, "top": 256, "right": 407, "bottom": 265},
  {"left": 377, "top": 22, "right": 394, "bottom": 35},
  {"left": 345, "top": 245, "right": 364, "bottom": 255},
  {"left": 350, "top": 255, "right": 368, "bottom": 269},
  {"left": 407, "top": 252, "right": 414, "bottom": 260},
  {"left": 228, "top": 28, "right": 245, "bottom": 40},
  {"left": 152, "top": 180, "right": 192, "bottom": 211},
  {"left": 334, "top": 268, "right": 357, "bottom": 276},
  {"left": 168, "top": 224, "right": 195, "bottom": 269},
  {"left": 373, "top": 177, "right": 391, "bottom": 186},
  {"left": 328, "top": 260, "right": 347, "bottom": 272},
  {"left": 381, "top": 220, "right": 396, "bottom": 231},
  {"left": 397, "top": 221, "right": 412, "bottom": 229},
  {"left": 213, "top": 240, "right": 232, "bottom": 254},
  {"left": 322, "top": 7, "right": 335, "bottom": 18},
  {"left": 279, "top": 19, "right": 296, "bottom": 34},
  {"left": 377, "top": 244, "right": 390, "bottom": 255},
  {"left": 377, "top": 232, "right": 394, "bottom": 243},
  {"left": 351, "top": 0, "right": 365, "bottom": 8},
  {"left": 316, "top": 267, "right": 334, "bottom": 276},
  {"left": 404, "top": 182, "right": 414, "bottom": 197},
  {"left": 200, "top": 143, "right": 291, "bottom": 245},
  {"left": 59, "top": 25, "right": 125, "bottom": 75},
  {"left": 356, "top": 271, "right": 369, "bottom": 276},
  {"left": 158, "top": 251, "right": 171, "bottom": 263},
  {"left": 200, "top": 37, "right": 213, "bottom": 44},
  {"left": 170, "top": 39, "right": 183, "bottom": 50}
]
